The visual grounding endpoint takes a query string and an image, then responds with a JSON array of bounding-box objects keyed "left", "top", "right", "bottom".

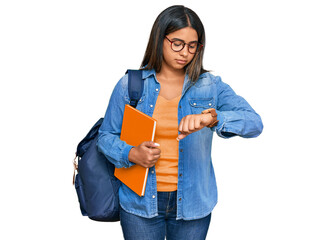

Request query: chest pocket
[{"left": 189, "top": 97, "right": 215, "bottom": 114}]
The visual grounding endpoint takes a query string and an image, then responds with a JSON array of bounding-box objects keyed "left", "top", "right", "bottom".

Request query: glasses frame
[{"left": 165, "top": 36, "right": 203, "bottom": 54}]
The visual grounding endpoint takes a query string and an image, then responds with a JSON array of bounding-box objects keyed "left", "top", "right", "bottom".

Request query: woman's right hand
[{"left": 128, "top": 141, "right": 161, "bottom": 168}]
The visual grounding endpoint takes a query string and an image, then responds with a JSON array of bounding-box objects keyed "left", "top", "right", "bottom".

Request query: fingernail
[
  {"left": 176, "top": 137, "right": 180, "bottom": 142},
  {"left": 154, "top": 143, "right": 160, "bottom": 146}
]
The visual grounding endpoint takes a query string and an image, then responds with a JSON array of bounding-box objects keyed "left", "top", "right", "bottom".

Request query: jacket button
[
  {"left": 155, "top": 88, "right": 159, "bottom": 91},
  {"left": 152, "top": 195, "right": 156, "bottom": 199},
  {"left": 180, "top": 149, "right": 183, "bottom": 152},
  {"left": 179, "top": 198, "right": 182, "bottom": 201},
  {"left": 150, "top": 104, "right": 153, "bottom": 108},
  {"left": 179, "top": 173, "right": 182, "bottom": 177}
]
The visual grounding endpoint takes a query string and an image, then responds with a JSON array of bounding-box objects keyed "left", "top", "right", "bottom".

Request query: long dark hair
[{"left": 141, "top": 5, "right": 207, "bottom": 82}]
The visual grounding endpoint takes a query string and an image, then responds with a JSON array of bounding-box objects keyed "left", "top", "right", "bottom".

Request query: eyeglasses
[{"left": 165, "top": 37, "right": 203, "bottom": 54}]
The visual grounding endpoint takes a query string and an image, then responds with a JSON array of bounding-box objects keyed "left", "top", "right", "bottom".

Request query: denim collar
[
  {"left": 142, "top": 68, "right": 195, "bottom": 96},
  {"left": 141, "top": 68, "right": 156, "bottom": 79}
]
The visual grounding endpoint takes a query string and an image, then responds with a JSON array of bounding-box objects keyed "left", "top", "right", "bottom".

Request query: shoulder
[
  {"left": 195, "top": 71, "right": 227, "bottom": 87},
  {"left": 112, "top": 71, "right": 132, "bottom": 92},
  {"left": 195, "top": 72, "right": 235, "bottom": 96},
  {"left": 108, "top": 73, "right": 129, "bottom": 101},
  {"left": 117, "top": 73, "right": 129, "bottom": 88}
]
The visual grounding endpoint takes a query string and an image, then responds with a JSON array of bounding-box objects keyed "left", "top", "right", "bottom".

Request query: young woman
[{"left": 97, "top": 5, "right": 263, "bottom": 240}]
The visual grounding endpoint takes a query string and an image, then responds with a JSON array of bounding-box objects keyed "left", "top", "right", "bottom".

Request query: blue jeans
[{"left": 120, "top": 191, "right": 211, "bottom": 240}]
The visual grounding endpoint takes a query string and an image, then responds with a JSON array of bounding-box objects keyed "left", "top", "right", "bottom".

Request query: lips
[{"left": 176, "top": 59, "right": 187, "bottom": 65}]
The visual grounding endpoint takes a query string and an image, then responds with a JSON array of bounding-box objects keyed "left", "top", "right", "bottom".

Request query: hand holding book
[{"left": 128, "top": 141, "right": 161, "bottom": 168}]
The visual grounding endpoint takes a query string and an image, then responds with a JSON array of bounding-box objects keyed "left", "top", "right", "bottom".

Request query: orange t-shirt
[{"left": 152, "top": 94, "right": 181, "bottom": 192}]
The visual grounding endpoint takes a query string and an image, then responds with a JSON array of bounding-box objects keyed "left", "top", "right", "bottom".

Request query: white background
[{"left": 1, "top": 0, "right": 335, "bottom": 239}]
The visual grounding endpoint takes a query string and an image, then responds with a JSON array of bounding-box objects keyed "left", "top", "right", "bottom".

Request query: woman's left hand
[{"left": 177, "top": 113, "right": 214, "bottom": 141}]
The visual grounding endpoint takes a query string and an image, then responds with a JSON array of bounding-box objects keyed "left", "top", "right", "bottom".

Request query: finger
[
  {"left": 194, "top": 116, "right": 203, "bottom": 129},
  {"left": 151, "top": 148, "right": 161, "bottom": 155},
  {"left": 145, "top": 162, "right": 155, "bottom": 168},
  {"left": 189, "top": 116, "right": 195, "bottom": 131},
  {"left": 177, "top": 133, "right": 187, "bottom": 141},
  {"left": 143, "top": 141, "right": 160, "bottom": 148},
  {"left": 178, "top": 117, "right": 185, "bottom": 132},
  {"left": 182, "top": 116, "right": 192, "bottom": 133}
]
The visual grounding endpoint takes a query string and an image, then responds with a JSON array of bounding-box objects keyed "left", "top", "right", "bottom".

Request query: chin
[
  {"left": 175, "top": 66, "right": 186, "bottom": 70},
  {"left": 173, "top": 63, "right": 188, "bottom": 70}
]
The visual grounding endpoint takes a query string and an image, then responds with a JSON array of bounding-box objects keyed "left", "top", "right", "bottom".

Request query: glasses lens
[
  {"left": 188, "top": 42, "right": 199, "bottom": 54},
  {"left": 171, "top": 40, "right": 184, "bottom": 52}
]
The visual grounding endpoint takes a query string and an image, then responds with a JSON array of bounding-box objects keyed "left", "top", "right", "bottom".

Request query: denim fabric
[
  {"left": 97, "top": 69, "right": 263, "bottom": 220},
  {"left": 120, "top": 191, "right": 211, "bottom": 240}
]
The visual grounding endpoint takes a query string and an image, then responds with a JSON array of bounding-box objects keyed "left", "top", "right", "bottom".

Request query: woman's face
[{"left": 162, "top": 27, "right": 198, "bottom": 71}]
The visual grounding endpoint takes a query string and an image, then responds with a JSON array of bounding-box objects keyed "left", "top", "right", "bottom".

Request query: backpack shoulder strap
[{"left": 126, "top": 69, "right": 144, "bottom": 108}]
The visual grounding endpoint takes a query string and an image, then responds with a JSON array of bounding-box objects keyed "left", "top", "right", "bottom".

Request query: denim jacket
[{"left": 97, "top": 68, "right": 263, "bottom": 220}]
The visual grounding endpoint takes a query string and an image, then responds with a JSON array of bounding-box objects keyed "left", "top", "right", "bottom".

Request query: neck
[{"left": 157, "top": 62, "right": 185, "bottom": 81}]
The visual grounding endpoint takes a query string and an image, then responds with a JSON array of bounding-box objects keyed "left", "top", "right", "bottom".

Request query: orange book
[{"left": 114, "top": 104, "right": 157, "bottom": 197}]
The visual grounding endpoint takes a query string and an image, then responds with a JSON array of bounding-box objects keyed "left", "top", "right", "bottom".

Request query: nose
[{"left": 179, "top": 46, "right": 189, "bottom": 57}]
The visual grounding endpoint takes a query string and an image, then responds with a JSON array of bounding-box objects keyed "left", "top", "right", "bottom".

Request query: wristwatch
[{"left": 201, "top": 108, "right": 219, "bottom": 128}]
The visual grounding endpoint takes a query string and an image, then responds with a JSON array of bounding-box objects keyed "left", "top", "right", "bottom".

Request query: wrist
[{"left": 128, "top": 147, "right": 136, "bottom": 163}]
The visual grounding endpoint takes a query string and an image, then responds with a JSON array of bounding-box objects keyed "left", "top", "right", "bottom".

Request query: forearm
[
  {"left": 97, "top": 131, "right": 135, "bottom": 168},
  {"left": 212, "top": 109, "right": 263, "bottom": 138}
]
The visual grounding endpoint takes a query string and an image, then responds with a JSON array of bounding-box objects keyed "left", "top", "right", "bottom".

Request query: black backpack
[{"left": 73, "top": 70, "right": 144, "bottom": 221}]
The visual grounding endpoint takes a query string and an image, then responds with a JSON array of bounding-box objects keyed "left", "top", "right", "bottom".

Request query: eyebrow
[{"left": 171, "top": 37, "right": 198, "bottom": 43}]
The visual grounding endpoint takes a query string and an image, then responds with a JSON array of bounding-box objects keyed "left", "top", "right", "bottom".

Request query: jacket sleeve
[
  {"left": 96, "top": 75, "right": 136, "bottom": 168},
  {"left": 210, "top": 76, "right": 263, "bottom": 138}
]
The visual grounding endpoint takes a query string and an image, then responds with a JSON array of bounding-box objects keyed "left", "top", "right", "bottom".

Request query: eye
[
  {"left": 189, "top": 42, "right": 197, "bottom": 49},
  {"left": 173, "top": 41, "right": 183, "bottom": 47}
]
